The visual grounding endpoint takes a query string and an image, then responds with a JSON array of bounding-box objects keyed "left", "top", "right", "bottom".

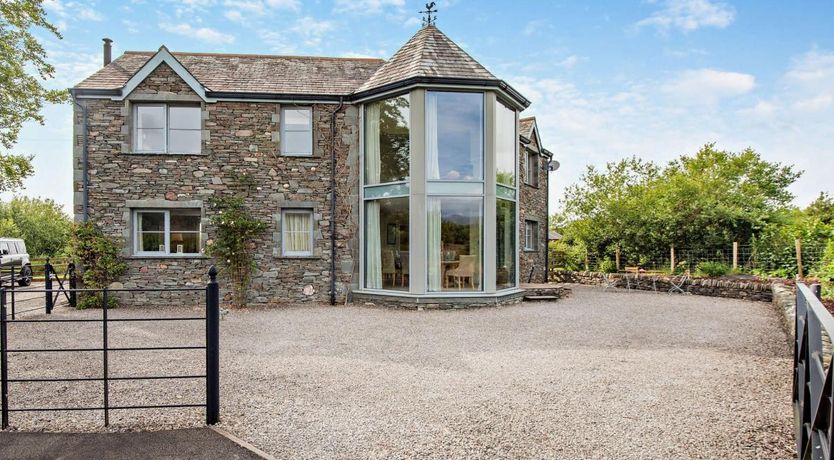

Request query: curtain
[
  {"left": 426, "top": 93, "right": 440, "bottom": 181},
  {"left": 427, "top": 197, "right": 442, "bottom": 291},
  {"left": 365, "top": 102, "right": 382, "bottom": 288},
  {"left": 284, "top": 212, "right": 311, "bottom": 253}
]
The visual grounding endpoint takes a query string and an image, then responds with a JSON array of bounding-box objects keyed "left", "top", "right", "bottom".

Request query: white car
[{"left": 0, "top": 238, "right": 33, "bottom": 286}]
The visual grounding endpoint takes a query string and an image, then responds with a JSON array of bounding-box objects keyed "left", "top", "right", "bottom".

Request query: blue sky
[{"left": 6, "top": 0, "right": 834, "bottom": 214}]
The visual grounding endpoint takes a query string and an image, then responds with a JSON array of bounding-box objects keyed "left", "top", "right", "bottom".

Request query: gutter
[
  {"left": 329, "top": 97, "right": 344, "bottom": 305},
  {"left": 72, "top": 96, "right": 89, "bottom": 222}
]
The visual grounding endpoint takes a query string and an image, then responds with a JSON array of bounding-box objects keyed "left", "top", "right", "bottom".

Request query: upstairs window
[
  {"left": 526, "top": 150, "right": 540, "bottom": 187},
  {"left": 281, "top": 107, "right": 313, "bottom": 156},
  {"left": 134, "top": 104, "right": 201, "bottom": 154}
]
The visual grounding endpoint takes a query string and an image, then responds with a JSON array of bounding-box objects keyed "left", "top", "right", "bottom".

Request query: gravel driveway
[{"left": 3, "top": 284, "right": 793, "bottom": 459}]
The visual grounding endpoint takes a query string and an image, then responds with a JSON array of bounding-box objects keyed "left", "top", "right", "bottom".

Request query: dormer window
[{"left": 133, "top": 104, "right": 201, "bottom": 154}]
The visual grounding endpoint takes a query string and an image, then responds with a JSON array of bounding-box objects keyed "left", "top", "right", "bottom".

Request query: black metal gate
[
  {"left": 0, "top": 266, "right": 220, "bottom": 428},
  {"left": 794, "top": 282, "right": 833, "bottom": 459},
  {"left": 0, "top": 259, "right": 77, "bottom": 318}
]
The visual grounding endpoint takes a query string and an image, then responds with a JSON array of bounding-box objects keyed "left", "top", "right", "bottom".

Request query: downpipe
[{"left": 329, "top": 97, "right": 344, "bottom": 305}]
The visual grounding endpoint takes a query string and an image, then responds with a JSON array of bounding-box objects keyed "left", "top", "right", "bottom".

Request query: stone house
[{"left": 70, "top": 25, "right": 556, "bottom": 307}]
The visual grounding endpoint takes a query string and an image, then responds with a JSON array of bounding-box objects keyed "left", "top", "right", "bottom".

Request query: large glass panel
[
  {"left": 427, "top": 197, "right": 483, "bottom": 292},
  {"left": 137, "top": 211, "right": 165, "bottom": 253},
  {"left": 365, "top": 95, "right": 410, "bottom": 185},
  {"left": 426, "top": 92, "right": 484, "bottom": 181},
  {"left": 426, "top": 181, "right": 484, "bottom": 196},
  {"left": 168, "top": 130, "right": 201, "bottom": 154},
  {"left": 496, "top": 199, "right": 516, "bottom": 290},
  {"left": 168, "top": 106, "right": 200, "bottom": 129},
  {"left": 136, "top": 105, "right": 165, "bottom": 152},
  {"left": 365, "top": 197, "right": 409, "bottom": 291},
  {"left": 495, "top": 100, "right": 516, "bottom": 187}
]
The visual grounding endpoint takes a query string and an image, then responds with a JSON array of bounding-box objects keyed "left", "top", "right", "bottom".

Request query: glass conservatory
[{"left": 360, "top": 88, "right": 520, "bottom": 298}]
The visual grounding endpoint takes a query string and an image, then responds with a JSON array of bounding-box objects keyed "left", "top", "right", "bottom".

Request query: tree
[
  {"left": 0, "top": 0, "right": 69, "bottom": 192},
  {"left": 0, "top": 197, "right": 72, "bottom": 256},
  {"left": 558, "top": 144, "right": 802, "bottom": 267}
]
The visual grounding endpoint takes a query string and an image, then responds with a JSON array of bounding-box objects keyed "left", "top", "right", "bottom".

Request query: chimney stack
[{"left": 102, "top": 38, "right": 113, "bottom": 66}]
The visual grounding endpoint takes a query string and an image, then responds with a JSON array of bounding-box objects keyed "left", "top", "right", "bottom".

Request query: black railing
[
  {"left": 794, "top": 282, "right": 833, "bottom": 459},
  {"left": 0, "top": 259, "right": 77, "bottom": 318},
  {"left": 0, "top": 266, "right": 220, "bottom": 428}
]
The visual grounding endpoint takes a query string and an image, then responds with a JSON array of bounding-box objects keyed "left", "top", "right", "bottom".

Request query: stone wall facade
[
  {"left": 518, "top": 133, "right": 548, "bottom": 284},
  {"left": 551, "top": 270, "right": 774, "bottom": 302},
  {"left": 74, "top": 63, "right": 360, "bottom": 305}
]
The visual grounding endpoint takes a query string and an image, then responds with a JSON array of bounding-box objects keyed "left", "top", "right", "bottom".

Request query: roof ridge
[{"left": 122, "top": 50, "right": 385, "bottom": 62}]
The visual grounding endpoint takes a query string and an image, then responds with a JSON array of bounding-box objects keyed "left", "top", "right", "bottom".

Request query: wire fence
[{"left": 551, "top": 241, "right": 827, "bottom": 277}]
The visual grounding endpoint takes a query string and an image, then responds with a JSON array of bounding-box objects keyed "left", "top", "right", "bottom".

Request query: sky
[{"left": 5, "top": 0, "right": 834, "bottom": 215}]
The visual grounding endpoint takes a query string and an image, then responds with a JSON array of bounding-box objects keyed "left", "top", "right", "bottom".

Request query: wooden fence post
[
  {"left": 670, "top": 245, "right": 676, "bottom": 274},
  {"left": 615, "top": 247, "right": 621, "bottom": 272},
  {"left": 796, "top": 238, "right": 804, "bottom": 279},
  {"left": 732, "top": 242, "right": 738, "bottom": 271}
]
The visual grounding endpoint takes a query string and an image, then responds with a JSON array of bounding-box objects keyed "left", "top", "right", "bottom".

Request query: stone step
[{"left": 523, "top": 295, "right": 560, "bottom": 301}]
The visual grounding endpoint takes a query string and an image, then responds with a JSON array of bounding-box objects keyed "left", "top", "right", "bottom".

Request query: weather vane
[{"left": 420, "top": 2, "right": 437, "bottom": 27}]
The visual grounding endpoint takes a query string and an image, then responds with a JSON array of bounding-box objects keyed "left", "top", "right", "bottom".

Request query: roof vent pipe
[{"left": 102, "top": 38, "right": 113, "bottom": 66}]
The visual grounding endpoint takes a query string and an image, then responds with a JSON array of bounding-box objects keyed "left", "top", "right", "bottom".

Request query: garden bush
[
  {"left": 597, "top": 259, "right": 617, "bottom": 273},
  {"left": 69, "top": 222, "right": 127, "bottom": 309},
  {"left": 695, "top": 261, "right": 730, "bottom": 277}
]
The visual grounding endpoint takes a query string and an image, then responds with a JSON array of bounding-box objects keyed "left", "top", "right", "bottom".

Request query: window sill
[
  {"left": 523, "top": 248, "right": 538, "bottom": 253},
  {"left": 523, "top": 182, "right": 540, "bottom": 189},
  {"left": 276, "top": 255, "right": 321, "bottom": 260},
  {"left": 128, "top": 255, "right": 210, "bottom": 260},
  {"left": 126, "top": 151, "right": 206, "bottom": 156}
]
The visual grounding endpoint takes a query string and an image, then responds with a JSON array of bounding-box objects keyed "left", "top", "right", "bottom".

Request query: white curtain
[
  {"left": 284, "top": 212, "right": 311, "bottom": 253},
  {"left": 426, "top": 93, "right": 440, "bottom": 181},
  {"left": 365, "top": 102, "right": 382, "bottom": 289},
  {"left": 427, "top": 197, "right": 442, "bottom": 291}
]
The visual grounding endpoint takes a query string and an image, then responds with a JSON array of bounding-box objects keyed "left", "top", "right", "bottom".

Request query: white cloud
[
  {"left": 556, "top": 55, "right": 580, "bottom": 69},
  {"left": 161, "top": 23, "right": 236, "bottom": 44},
  {"left": 635, "top": 0, "right": 735, "bottom": 33},
  {"left": 43, "top": 0, "right": 104, "bottom": 26},
  {"left": 510, "top": 50, "right": 834, "bottom": 210},
  {"left": 290, "top": 17, "right": 335, "bottom": 48},
  {"left": 122, "top": 19, "right": 140, "bottom": 34},
  {"left": 333, "top": 0, "right": 404, "bottom": 15},
  {"left": 662, "top": 69, "right": 755, "bottom": 104},
  {"left": 76, "top": 6, "right": 104, "bottom": 21},
  {"left": 266, "top": 0, "right": 299, "bottom": 9},
  {"left": 224, "top": 10, "right": 245, "bottom": 23},
  {"left": 257, "top": 30, "right": 296, "bottom": 54},
  {"left": 523, "top": 20, "right": 548, "bottom": 37}
]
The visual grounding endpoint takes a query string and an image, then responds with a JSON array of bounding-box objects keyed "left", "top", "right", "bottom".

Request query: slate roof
[
  {"left": 355, "top": 25, "right": 496, "bottom": 93},
  {"left": 519, "top": 116, "right": 536, "bottom": 140},
  {"left": 75, "top": 52, "right": 385, "bottom": 96},
  {"left": 73, "top": 25, "right": 527, "bottom": 106}
]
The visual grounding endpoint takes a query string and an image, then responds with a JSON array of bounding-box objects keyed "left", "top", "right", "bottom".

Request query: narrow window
[
  {"left": 282, "top": 209, "right": 314, "bottom": 256},
  {"left": 524, "top": 220, "right": 538, "bottom": 251},
  {"left": 133, "top": 104, "right": 201, "bottom": 154},
  {"left": 526, "top": 151, "right": 540, "bottom": 187},
  {"left": 134, "top": 209, "right": 202, "bottom": 255},
  {"left": 281, "top": 107, "right": 313, "bottom": 156}
]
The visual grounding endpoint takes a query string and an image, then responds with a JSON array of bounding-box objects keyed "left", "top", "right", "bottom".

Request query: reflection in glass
[
  {"left": 365, "top": 197, "right": 409, "bottom": 290},
  {"left": 426, "top": 92, "right": 483, "bottom": 181},
  {"left": 137, "top": 211, "right": 165, "bottom": 252},
  {"left": 365, "top": 95, "right": 410, "bottom": 185},
  {"left": 496, "top": 199, "right": 516, "bottom": 289},
  {"left": 170, "top": 210, "right": 201, "bottom": 254},
  {"left": 495, "top": 100, "right": 516, "bottom": 187},
  {"left": 427, "top": 197, "right": 482, "bottom": 292}
]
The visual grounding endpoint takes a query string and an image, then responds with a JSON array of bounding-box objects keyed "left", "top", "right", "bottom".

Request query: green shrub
[
  {"left": 70, "top": 222, "right": 127, "bottom": 309},
  {"left": 597, "top": 259, "right": 617, "bottom": 273},
  {"left": 548, "top": 240, "right": 586, "bottom": 271},
  {"left": 695, "top": 261, "right": 730, "bottom": 277},
  {"left": 812, "top": 240, "right": 834, "bottom": 299}
]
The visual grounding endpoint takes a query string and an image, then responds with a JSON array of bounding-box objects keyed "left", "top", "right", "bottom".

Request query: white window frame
[
  {"left": 133, "top": 209, "right": 202, "bottom": 256},
  {"left": 281, "top": 209, "right": 315, "bottom": 257},
  {"left": 133, "top": 103, "right": 201, "bottom": 154},
  {"left": 280, "top": 107, "right": 314, "bottom": 157},
  {"left": 524, "top": 220, "right": 538, "bottom": 251}
]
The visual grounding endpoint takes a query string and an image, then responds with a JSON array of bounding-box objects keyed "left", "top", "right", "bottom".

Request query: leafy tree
[
  {"left": 558, "top": 144, "right": 802, "bottom": 269},
  {"left": 0, "top": 196, "right": 72, "bottom": 256},
  {"left": 0, "top": 0, "right": 69, "bottom": 192}
]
